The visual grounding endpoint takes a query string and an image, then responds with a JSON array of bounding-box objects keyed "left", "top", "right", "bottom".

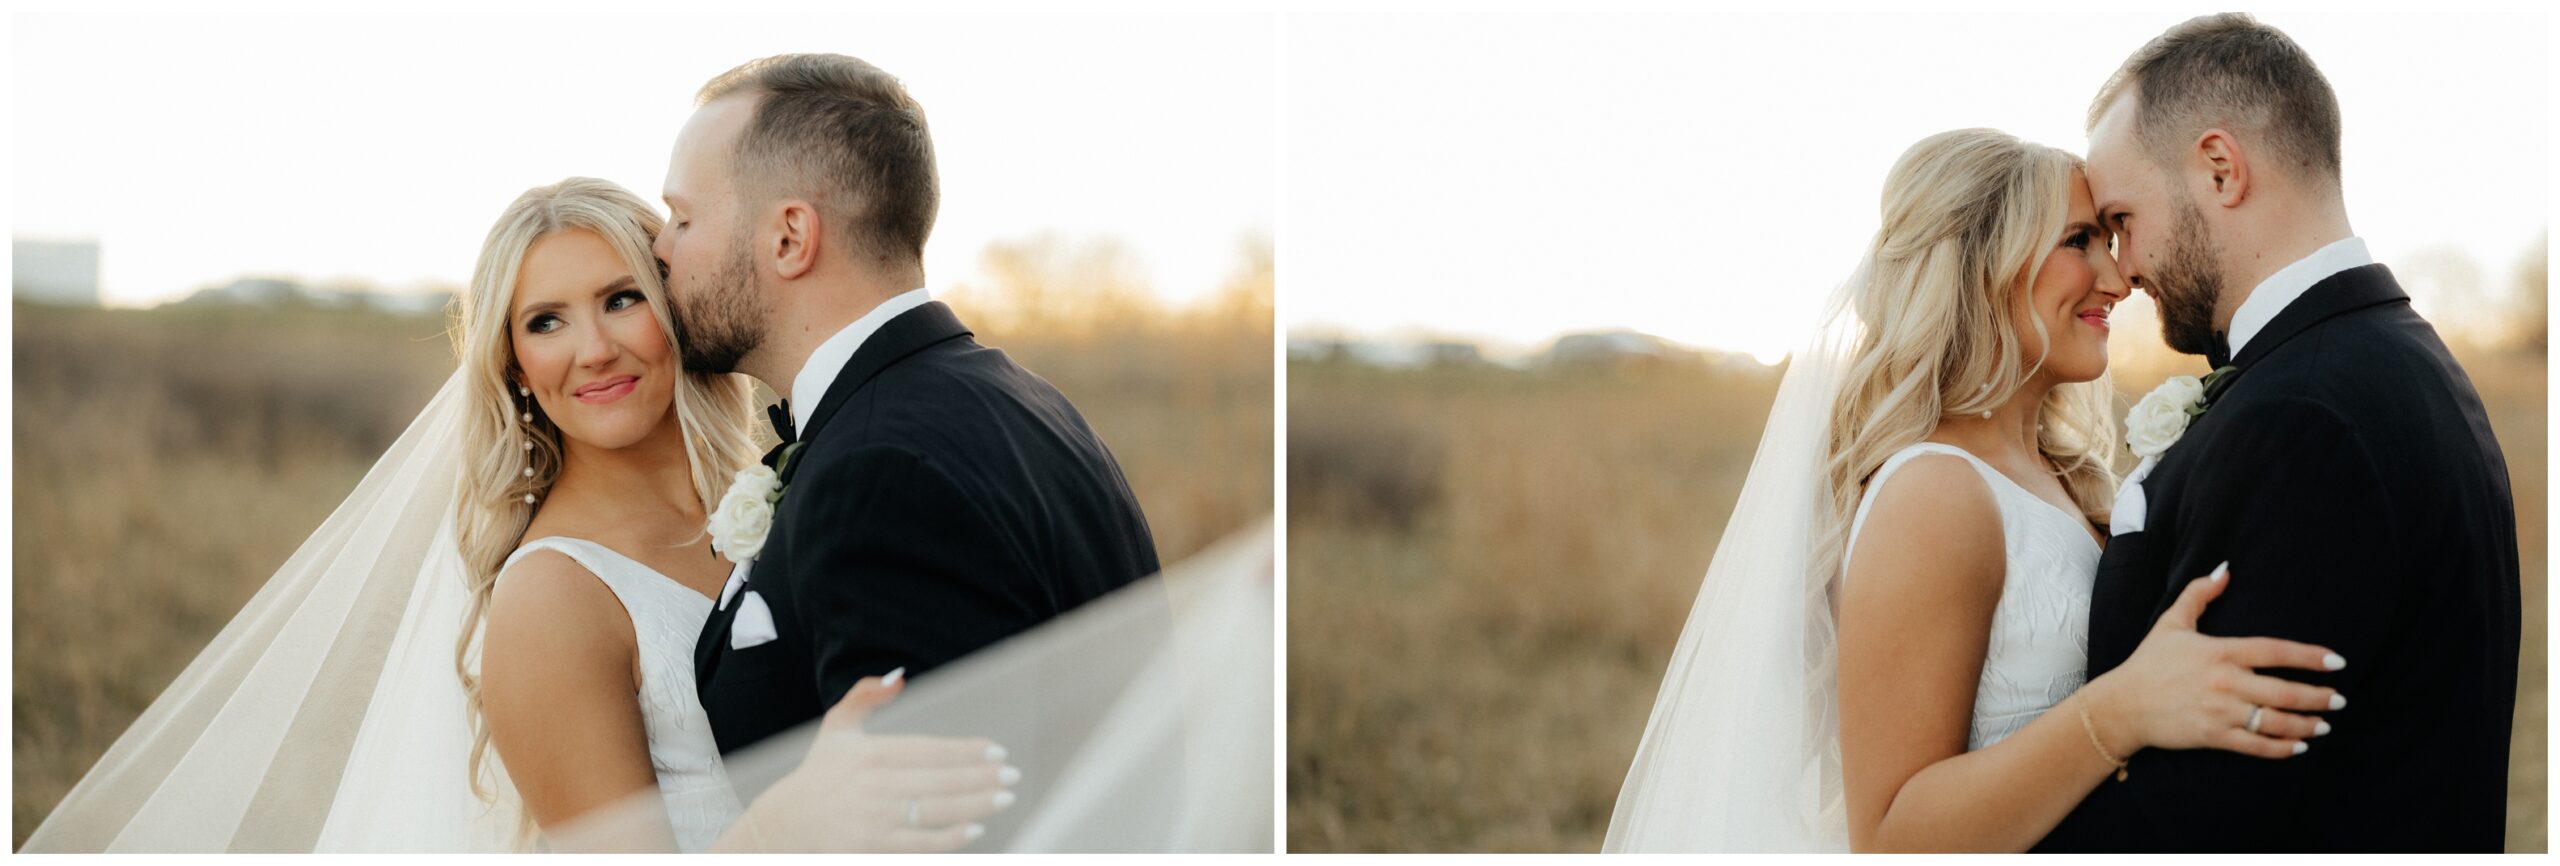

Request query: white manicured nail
[
  {"left": 2210, "top": 562, "right": 2229, "bottom": 582},
  {"left": 964, "top": 823, "right": 986, "bottom": 841},
  {"left": 997, "top": 765, "right": 1022, "bottom": 786},
  {"left": 2291, "top": 741, "right": 2308, "bottom": 755},
  {"left": 882, "top": 667, "right": 906, "bottom": 687},
  {"left": 985, "top": 744, "right": 1009, "bottom": 762},
  {"left": 2314, "top": 721, "right": 2332, "bottom": 737},
  {"left": 2322, "top": 653, "right": 2346, "bottom": 671},
  {"left": 993, "top": 790, "right": 1017, "bottom": 809},
  {"left": 2329, "top": 693, "right": 2347, "bottom": 711}
]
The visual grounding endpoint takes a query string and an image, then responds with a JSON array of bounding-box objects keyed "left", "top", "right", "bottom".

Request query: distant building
[{"left": 14, "top": 239, "right": 101, "bottom": 306}]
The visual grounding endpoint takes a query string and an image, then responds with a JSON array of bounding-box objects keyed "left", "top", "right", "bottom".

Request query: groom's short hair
[
  {"left": 2090, "top": 13, "right": 2343, "bottom": 189},
  {"left": 698, "top": 53, "right": 938, "bottom": 265}
]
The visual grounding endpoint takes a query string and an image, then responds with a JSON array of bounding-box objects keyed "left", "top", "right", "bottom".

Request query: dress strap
[
  {"left": 1843, "top": 442, "right": 2006, "bottom": 575},
  {"left": 502, "top": 536, "right": 669, "bottom": 611}
]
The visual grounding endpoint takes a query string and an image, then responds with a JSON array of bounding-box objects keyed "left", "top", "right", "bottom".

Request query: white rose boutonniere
[
  {"left": 2125, "top": 366, "right": 2237, "bottom": 458},
  {"left": 710, "top": 464, "right": 781, "bottom": 564},
  {"left": 709, "top": 440, "right": 805, "bottom": 565}
]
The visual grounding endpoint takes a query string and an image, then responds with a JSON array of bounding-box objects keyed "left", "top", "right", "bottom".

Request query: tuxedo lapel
[
  {"left": 791, "top": 302, "right": 974, "bottom": 470},
  {"left": 2228, "top": 264, "right": 2409, "bottom": 370}
]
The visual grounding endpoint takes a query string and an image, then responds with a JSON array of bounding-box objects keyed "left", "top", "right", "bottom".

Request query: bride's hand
[
  {"left": 2087, "top": 563, "right": 2347, "bottom": 760},
  {"left": 727, "top": 671, "right": 1020, "bottom": 852}
]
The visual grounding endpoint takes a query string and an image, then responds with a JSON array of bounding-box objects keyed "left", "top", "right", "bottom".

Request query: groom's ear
[
  {"left": 770, "top": 199, "right": 823, "bottom": 281},
  {"left": 2194, "top": 128, "right": 2250, "bottom": 209}
]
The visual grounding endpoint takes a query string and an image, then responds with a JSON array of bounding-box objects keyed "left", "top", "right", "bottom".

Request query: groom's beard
[
  {"left": 673, "top": 238, "right": 768, "bottom": 375},
  {"left": 2148, "top": 200, "right": 2226, "bottom": 357}
]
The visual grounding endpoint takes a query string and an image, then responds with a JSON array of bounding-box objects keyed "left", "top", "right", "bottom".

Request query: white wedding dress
[
  {"left": 1844, "top": 442, "right": 2100, "bottom": 749},
  {"left": 498, "top": 537, "right": 745, "bottom": 852}
]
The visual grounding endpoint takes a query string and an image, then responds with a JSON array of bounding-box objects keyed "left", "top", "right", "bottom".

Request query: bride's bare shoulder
[
  {"left": 485, "top": 548, "right": 636, "bottom": 672},
  {"left": 1844, "top": 454, "right": 2003, "bottom": 600}
]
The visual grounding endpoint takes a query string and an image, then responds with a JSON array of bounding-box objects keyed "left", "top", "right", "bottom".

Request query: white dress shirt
[
  {"left": 788, "top": 287, "right": 932, "bottom": 433},
  {"left": 2225, "top": 236, "right": 2372, "bottom": 356}
]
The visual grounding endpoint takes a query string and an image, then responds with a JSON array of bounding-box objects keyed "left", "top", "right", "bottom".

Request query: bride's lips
[
  {"left": 2077, "top": 307, "right": 2111, "bottom": 330},
  {"left": 574, "top": 375, "right": 639, "bottom": 404}
]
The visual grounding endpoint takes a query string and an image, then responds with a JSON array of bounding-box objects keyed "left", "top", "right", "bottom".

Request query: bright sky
[
  {"left": 12, "top": 9, "right": 1275, "bottom": 308},
  {"left": 1284, "top": 8, "right": 2549, "bottom": 362}
]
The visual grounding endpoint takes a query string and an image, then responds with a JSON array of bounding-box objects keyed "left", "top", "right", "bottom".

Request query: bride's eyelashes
[
  {"left": 2064, "top": 229, "right": 2095, "bottom": 251},
  {"left": 521, "top": 291, "right": 651, "bottom": 335}
]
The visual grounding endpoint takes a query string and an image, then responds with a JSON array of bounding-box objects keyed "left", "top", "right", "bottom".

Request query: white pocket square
[
  {"left": 730, "top": 590, "right": 779, "bottom": 650},
  {"left": 2111, "top": 455, "right": 2158, "bottom": 537}
]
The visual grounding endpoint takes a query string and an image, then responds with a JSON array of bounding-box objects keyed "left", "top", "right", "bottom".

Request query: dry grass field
[
  {"left": 11, "top": 290, "right": 1272, "bottom": 847},
  {"left": 1286, "top": 331, "right": 2546, "bottom": 852}
]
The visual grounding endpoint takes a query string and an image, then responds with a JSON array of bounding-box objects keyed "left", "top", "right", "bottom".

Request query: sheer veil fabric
[
  {"left": 23, "top": 367, "right": 1277, "bottom": 853},
  {"left": 575, "top": 519, "right": 1278, "bottom": 853},
  {"left": 1603, "top": 275, "right": 1867, "bottom": 853},
  {"left": 22, "top": 370, "right": 524, "bottom": 852}
]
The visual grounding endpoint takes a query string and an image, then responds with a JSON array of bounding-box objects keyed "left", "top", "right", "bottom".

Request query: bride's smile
[{"left": 575, "top": 375, "right": 641, "bottom": 405}]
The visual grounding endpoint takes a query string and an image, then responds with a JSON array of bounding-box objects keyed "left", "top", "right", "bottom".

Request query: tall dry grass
[
  {"left": 1286, "top": 329, "right": 2546, "bottom": 852},
  {"left": 11, "top": 287, "right": 1271, "bottom": 847}
]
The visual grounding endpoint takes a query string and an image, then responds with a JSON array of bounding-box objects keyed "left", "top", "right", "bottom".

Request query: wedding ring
[
  {"left": 2245, "top": 705, "right": 2265, "bottom": 734},
  {"left": 906, "top": 798, "right": 921, "bottom": 828}
]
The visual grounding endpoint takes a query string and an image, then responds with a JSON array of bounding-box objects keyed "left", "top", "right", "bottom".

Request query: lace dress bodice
[
  {"left": 500, "top": 537, "right": 745, "bottom": 852},
  {"left": 1845, "top": 443, "right": 2104, "bottom": 750}
]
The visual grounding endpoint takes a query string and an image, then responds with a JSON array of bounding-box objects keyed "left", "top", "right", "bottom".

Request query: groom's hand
[{"left": 724, "top": 671, "right": 1020, "bottom": 852}]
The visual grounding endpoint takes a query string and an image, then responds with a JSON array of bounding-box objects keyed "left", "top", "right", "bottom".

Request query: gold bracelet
[
  {"left": 2079, "top": 704, "right": 2129, "bottom": 781},
  {"left": 2068, "top": 707, "right": 2129, "bottom": 778}
]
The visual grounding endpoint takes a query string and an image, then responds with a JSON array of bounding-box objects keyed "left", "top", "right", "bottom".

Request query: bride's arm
[
  {"left": 1838, "top": 459, "right": 2344, "bottom": 852},
  {"left": 482, "top": 551, "right": 676, "bottom": 852},
  {"left": 1836, "top": 458, "right": 2111, "bottom": 852}
]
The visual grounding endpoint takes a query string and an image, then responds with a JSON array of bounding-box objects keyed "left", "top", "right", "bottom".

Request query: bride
[
  {"left": 1605, "top": 129, "right": 2347, "bottom": 852},
  {"left": 20, "top": 179, "right": 1017, "bottom": 853}
]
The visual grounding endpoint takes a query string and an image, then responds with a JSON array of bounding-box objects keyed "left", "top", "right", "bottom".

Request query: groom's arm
[
  {"left": 777, "top": 444, "right": 1045, "bottom": 708},
  {"left": 2091, "top": 394, "right": 2398, "bottom": 848}
]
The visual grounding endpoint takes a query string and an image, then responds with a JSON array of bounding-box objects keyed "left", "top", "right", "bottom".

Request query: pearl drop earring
[{"left": 515, "top": 383, "right": 539, "bottom": 505}]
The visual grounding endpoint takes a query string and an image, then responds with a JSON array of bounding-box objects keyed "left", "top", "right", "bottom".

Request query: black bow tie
[
  {"left": 767, "top": 400, "right": 799, "bottom": 444},
  {"left": 760, "top": 401, "right": 798, "bottom": 470},
  {"left": 2206, "top": 332, "right": 2233, "bottom": 370}
]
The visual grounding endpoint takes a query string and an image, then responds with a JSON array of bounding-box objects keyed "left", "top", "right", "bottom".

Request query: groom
[
  {"left": 656, "top": 54, "right": 1161, "bottom": 755},
  {"left": 2036, "top": 15, "right": 2521, "bottom": 852}
]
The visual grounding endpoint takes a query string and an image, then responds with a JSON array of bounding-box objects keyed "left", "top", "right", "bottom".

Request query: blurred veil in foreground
[
  {"left": 22, "top": 369, "right": 1275, "bottom": 853},
  {"left": 573, "top": 518, "right": 1277, "bottom": 853}
]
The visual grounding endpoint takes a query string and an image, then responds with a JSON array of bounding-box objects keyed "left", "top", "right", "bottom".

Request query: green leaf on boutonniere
[
  {"left": 767, "top": 441, "right": 807, "bottom": 505},
  {"left": 2186, "top": 365, "right": 2240, "bottom": 419}
]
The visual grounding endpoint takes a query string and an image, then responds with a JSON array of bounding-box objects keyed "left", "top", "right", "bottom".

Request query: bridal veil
[{"left": 1602, "top": 274, "right": 1867, "bottom": 852}]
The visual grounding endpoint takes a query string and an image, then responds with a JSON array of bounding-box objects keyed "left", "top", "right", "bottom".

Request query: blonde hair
[
  {"left": 445, "top": 178, "right": 761, "bottom": 840},
  {"left": 1818, "top": 129, "right": 2120, "bottom": 585}
]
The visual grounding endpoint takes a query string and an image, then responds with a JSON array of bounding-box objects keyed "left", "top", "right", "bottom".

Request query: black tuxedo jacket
[
  {"left": 694, "top": 301, "right": 1160, "bottom": 755},
  {"left": 2035, "top": 265, "right": 2520, "bottom": 852}
]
